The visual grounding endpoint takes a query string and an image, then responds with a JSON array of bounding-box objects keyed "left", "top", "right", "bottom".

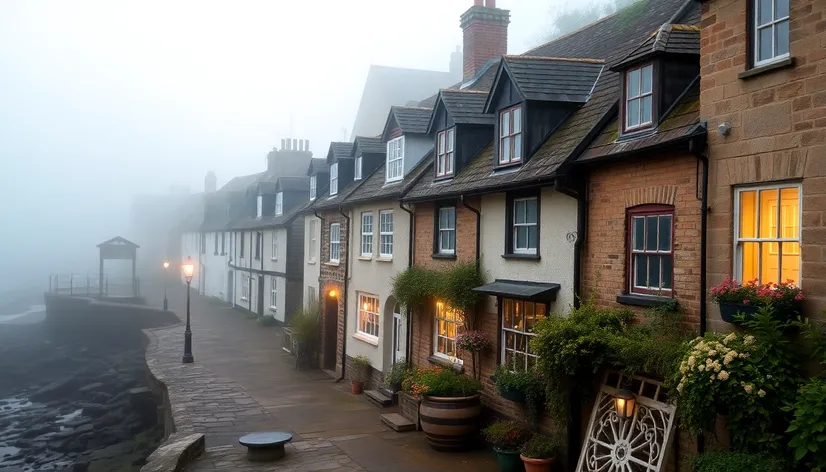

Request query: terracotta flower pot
[
  {"left": 351, "top": 380, "right": 364, "bottom": 394},
  {"left": 520, "top": 456, "right": 555, "bottom": 472},
  {"left": 419, "top": 394, "right": 482, "bottom": 451}
]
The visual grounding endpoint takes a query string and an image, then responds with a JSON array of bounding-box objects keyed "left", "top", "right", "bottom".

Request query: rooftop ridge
[
  {"left": 504, "top": 55, "right": 605, "bottom": 64},
  {"left": 392, "top": 106, "right": 433, "bottom": 111},
  {"left": 440, "top": 88, "right": 489, "bottom": 94}
]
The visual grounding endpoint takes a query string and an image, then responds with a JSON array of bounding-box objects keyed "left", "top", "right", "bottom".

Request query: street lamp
[
  {"left": 182, "top": 257, "right": 195, "bottom": 364},
  {"left": 162, "top": 261, "right": 170, "bottom": 310},
  {"left": 613, "top": 387, "right": 637, "bottom": 420}
]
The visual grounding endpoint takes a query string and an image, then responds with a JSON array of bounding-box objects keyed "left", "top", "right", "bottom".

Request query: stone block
[{"left": 140, "top": 433, "right": 205, "bottom": 472}]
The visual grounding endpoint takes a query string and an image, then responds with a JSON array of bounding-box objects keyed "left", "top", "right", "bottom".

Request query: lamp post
[
  {"left": 182, "top": 257, "right": 195, "bottom": 364},
  {"left": 162, "top": 261, "right": 170, "bottom": 310},
  {"left": 613, "top": 387, "right": 637, "bottom": 420}
]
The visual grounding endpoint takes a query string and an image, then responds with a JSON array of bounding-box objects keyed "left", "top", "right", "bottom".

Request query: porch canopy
[{"left": 473, "top": 279, "right": 560, "bottom": 302}]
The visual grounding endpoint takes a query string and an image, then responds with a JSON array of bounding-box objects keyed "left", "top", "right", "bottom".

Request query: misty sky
[{"left": 0, "top": 0, "right": 603, "bottom": 291}]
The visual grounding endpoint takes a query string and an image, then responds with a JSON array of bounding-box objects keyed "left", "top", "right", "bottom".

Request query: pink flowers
[
  {"left": 710, "top": 278, "right": 804, "bottom": 311},
  {"left": 456, "top": 330, "right": 491, "bottom": 353}
]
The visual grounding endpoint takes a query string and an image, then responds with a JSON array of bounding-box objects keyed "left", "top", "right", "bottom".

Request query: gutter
[
  {"left": 336, "top": 205, "right": 351, "bottom": 383},
  {"left": 400, "top": 202, "right": 415, "bottom": 365},
  {"left": 460, "top": 195, "right": 482, "bottom": 266}
]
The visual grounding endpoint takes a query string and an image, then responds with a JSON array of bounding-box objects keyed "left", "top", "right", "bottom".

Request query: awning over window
[{"left": 473, "top": 279, "right": 561, "bottom": 302}]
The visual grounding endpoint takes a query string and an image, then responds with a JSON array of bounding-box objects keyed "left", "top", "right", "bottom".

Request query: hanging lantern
[{"left": 613, "top": 388, "right": 636, "bottom": 420}]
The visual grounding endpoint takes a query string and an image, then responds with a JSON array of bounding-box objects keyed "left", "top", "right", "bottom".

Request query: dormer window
[
  {"left": 386, "top": 136, "right": 405, "bottom": 183},
  {"left": 499, "top": 106, "right": 522, "bottom": 165},
  {"left": 256, "top": 195, "right": 263, "bottom": 219},
  {"left": 436, "top": 128, "right": 455, "bottom": 178},
  {"left": 625, "top": 64, "right": 653, "bottom": 132},
  {"left": 310, "top": 176, "right": 317, "bottom": 201},
  {"left": 275, "top": 192, "right": 283, "bottom": 216},
  {"left": 355, "top": 156, "right": 363, "bottom": 180},
  {"left": 330, "top": 163, "right": 339, "bottom": 196}
]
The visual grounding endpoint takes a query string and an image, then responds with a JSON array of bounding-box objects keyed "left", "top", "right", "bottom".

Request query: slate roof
[
  {"left": 329, "top": 142, "right": 354, "bottom": 160},
  {"left": 494, "top": 56, "right": 605, "bottom": 104},
  {"left": 353, "top": 136, "right": 385, "bottom": 155},
  {"left": 611, "top": 24, "right": 701, "bottom": 70},
  {"left": 434, "top": 90, "right": 493, "bottom": 127},
  {"left": 389, "top": 106, "right": 433, "bottom": 135},
  {"left": 219, "top": 172, "right": 264, "bottom": 193},
  {"left": 311, "top": 177, "right": 367, "bottom": 212},
  {"left": 578, "top": 78, "right": 703, "bottom": 162},
  {"left": 343, "top": 152, "right": 434, "bottom": 206},
  {"left": 228, "top": 204, "right": 305, "bottom": 230},
  {"left": 307, "top": 158, "right": 329, "bottom": 175},
  {"left": 277, "top": 176, "right": 310, "bottom": 192},
  {"left": 418, "top": 58, "right": 502, "bottom": 108}
]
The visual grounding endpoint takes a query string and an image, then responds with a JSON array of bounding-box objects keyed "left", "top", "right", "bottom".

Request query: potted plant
[
  {"left": 520, "top": 434, "right": 562, "bottom": 472},
  {"left": 456, "top": 330, "right": 490, "bottom": 380},
  {"left": 289, "top": 298, "right": 321, "bottom": 370},
  {"left": 711, "top": 278, "right": 803, "bottom": 324},
  {"left": 351, "top": 355, "right": 371, "bottom": 394},
  {"left": 492, "top": 365, "right": 546, "bottom": 422},
  {"left": 403, "top": 366, "right": 483, "bottom": 451},
  {"left": 482, "top": 420, "right": 531, "bottom": 472},
  {"left": 384, "top": 359, "right": 408, "bottom": 393}
]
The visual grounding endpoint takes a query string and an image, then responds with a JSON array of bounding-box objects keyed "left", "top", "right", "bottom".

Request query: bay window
[
  {"left": 499, "top": 106, "right": 522, "bottom": 165},
  {"left": 501, "top": 299, "right": 546, "bottom": 371},
  {"left": 436, "top": 128, "right": 455, "bottom": 178}
]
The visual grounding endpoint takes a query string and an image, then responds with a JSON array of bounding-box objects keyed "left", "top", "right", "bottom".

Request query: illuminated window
[
  {"left": 735, "top": 184, "right": 801, "bottom": 284},
  {"left": 434, "top": 301, "right": 462, "bottom": 363},
  {"left": 501, "top": 299, "right": 546, "bottom": 371},
  {"left": 628, "top": 205, "right": 674, "bottom": 295},
  {"left": 358, "top": 293, "right": 380, "bottom": 339}
]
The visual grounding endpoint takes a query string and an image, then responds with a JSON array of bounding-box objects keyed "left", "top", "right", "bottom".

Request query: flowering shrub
[
  {"left": 456, "top": 330, "right": 490, "bottom": 352},
  {"left": 711, "top": 278, "right": 804, "bottom": 313},
  {"left": 481, "top": 420, "right": 532, "bottom": 451},
  {"left": 402, "top": 367, "right": 482, "bottom": 399}
]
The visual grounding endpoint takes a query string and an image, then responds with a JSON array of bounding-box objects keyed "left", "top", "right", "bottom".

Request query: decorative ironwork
[
  {"left": 566, "top": 231, "right": 579, "bottom": 244},
  {"left": 576, "top": 372, "right": 676, "bottom": 472}
]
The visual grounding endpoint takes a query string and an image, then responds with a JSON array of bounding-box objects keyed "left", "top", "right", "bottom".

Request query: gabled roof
[
  {"left": 383, "top": 106, "right": 432, "bottom": 137},
  {"left": 611, "top": 24, "right": 701, "bottom": 70},
  {"left": 311, "top": 175, "right": 368, "bottom": 212},
  {"left": 427, "top": 90, "right": 493, "bottom": 133},
  {"left": 227, "top": 203, "right": 306, "bottom": 230},
  {"left": 97, "top": 236, "right": 139, "bottom": 248},
  {"left": 328, "top": 142, "right": 354, "bottom": 161},
  {"left": 484, "top": 56, "right": 605, "bottom": 111},
  {"left": 219, "top": 172, "right": 264, "bottom": 193},
  {"left": 418, "top": 58, "right": 502, "bottom": 108},
  {"left": 342, "top": 151, "right": 434, "bottom": 206},
  {"left": 307, "top": 158, "right": 329, "bottom": 176},
  {"left": 353, "top": 136, "right": 385, "bottom": 156}
]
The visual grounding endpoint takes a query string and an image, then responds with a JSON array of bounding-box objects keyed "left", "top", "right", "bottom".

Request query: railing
[{"left": 48, "top": 273, "right": 141, "bottom": 298}]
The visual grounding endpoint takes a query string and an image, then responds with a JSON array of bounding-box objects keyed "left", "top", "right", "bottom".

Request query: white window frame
[
  {"left": 433, "top": 301, "right": 463, "bottom": 364},
  {"left": 512, "top": 197, "right": 538, "bottom": 255},
  {"left": 271, "top": 232, "right": 278, "bottom": 261},
  {"left": 309, "top": 176, "right": 317, "bottom": 201},
  {"left": 386, "top": 136, "right": 405, "bottom": 182},
  {"left": 355, "top": 156, "right": 363, "bottom": 180},
  {"left": 361, "top": 212, "right": 373, "bottom": 257},
  {"left": 733, "top": 183, "right": 802, "bottom": 285},
  {"left": 269, "top": 277, "right": 277, "bottom": 311},
  {"left": 499, "top": 106, "right": 522, "bottom": 165},
  {"left": 275, "top": 192, "right": 283, "bottom": 216},
  {"left": 500, "top": 299, "right": 546, "bottom": 371},
  {"left": 308, "top": 219, "right": 318, "bottom": 263},
  {"left": 357, "top": 293, "right": 380, "bottom": 342},
  {"left": 330, "top": 163, "right": 339, "bottom": 196},
  {"left": 379, "top": 210, "right": 394, "bottom": 258},
  {"left": 625, "top": 64, "right": 654, "bottom": 131},
  {"left": 329, "top": 223, "right": 341, "bottom": 263},
  {"left": 754, "top": 0, "right": 790, "bottom": 67},
  {"left": 438, "top": 206, "right": 456, "bottom": 255},
  {"left": 256, "top": 195, "right": 263, "bottom": 219},
  {"left": 241, "top": 275, "right": 249, "bottom": 301},
  {"left": 436, "top": 128, "right": 455, "bottom": 178}
]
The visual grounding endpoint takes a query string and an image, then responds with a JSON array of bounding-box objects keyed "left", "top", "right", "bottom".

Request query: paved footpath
[{"left": 143, "top": 281, "right": 496, "bottom": 472}]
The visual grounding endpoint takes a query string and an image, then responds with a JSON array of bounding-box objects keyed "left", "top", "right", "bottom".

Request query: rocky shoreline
[{"left": 0, "top": 321, "right": 163, "bottom": 472}]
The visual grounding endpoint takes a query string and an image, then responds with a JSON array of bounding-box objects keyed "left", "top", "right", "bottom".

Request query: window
[
  {"left": 436, "top": 128, "right": 455, "bottom": 178},
  {"left": 329, "top": 223, "right": 341, "bottom": 263},
  {"left": 330, "top": 163, "right": 339, "bottom": 196},
  {"left": 270, "top": 277, "right": 277, "bottom": 311},
  {"left": 625, "top": 64, "right": 653, "bottom": 131},
  {"left": 386, "top": 136, "right": 405, "bottom": 182},
  {"left": 255, "top": 232, "right": 262, "bottom": 260},
  {"left": 379, "top": 211, "right": 394, "bottom": 258},
  {"left": 434, "top": 301, "right": 462, "bottom": 363},
  {"left": 628, "top": 206, "right": 674, "bottom": 294},
  {"left": 240, "top": 232, "right": 245, "bottom": 258},
  {"left": 271, "top": 233, "right": 278, "bottom": 261},
  {"left": 256, "top": 195, "right": 263, "bottom": 219},
  {"left": 501, "top": 299, "right": 546, "bottom": 371},
  {"left": 512, "top": 198, "right": 538, "bottom": 254},
  {"left": 358, "top": 293, "right": 380, "bottom": 339},
  {"left": 241, "top": 275, "right": 249, "bottom": 301},
  {"left": 310, "top": 176, "right": 317, "bottom": 201},
  {"left": 221, "top": 232, "right": 226, "bottom": 255},
  {"left": 355, "top": 156, "right": 363, "bottom": 180},
  {"left": 200, "top": 233, "right": 206, "bottom": 254},
  {"left": 499, "top": 106, "right": 522, "bottom": 165},
  {"left": 735, "top": 184, "right": 801, "bottom": 285},
  {"left": 275, "top": 192, "right": 283, "bottom": 216},
  {"left": 361, "top": 212, "right": 373, "bottom": 256},
  {"left": 753, "top": 0, "right": 790, "bottom": 66},
  {"left": 437, "top": 207, "right": 456, "bottom": 255},
  {"left": 309, "top": 219, "right": 318, "bottom": 262},
  {"left": 213, "top": 232, "right": 219, "bottom": 255}
]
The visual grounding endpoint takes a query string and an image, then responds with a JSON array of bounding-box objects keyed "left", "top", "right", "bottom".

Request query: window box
[
  {"left": 501, "top": 253, "right": 541, "bottom": 261},
  {"left": 427, "top": 355, "right": 464, "bottom": 373},
  {"left": 718, "top": 301, "right": 801, "bottom": 325},
  {"left": 616, "top": 293, "right": 672, "bottom": 308}
]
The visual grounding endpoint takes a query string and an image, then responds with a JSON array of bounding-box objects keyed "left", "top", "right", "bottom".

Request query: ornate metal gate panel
[{"left": 576, "top": 372, "right": 677, "bottom": 472}]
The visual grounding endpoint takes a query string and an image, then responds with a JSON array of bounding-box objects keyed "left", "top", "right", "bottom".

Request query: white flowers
[
  {"left": 744, "top": 335, "right": 755, "bottom": 346},
  {"left": 758, "top": 389, "right": 766, "bottom": 398},
  {"left": 743, "top": 384, "right": 753, "bottom": 394},
  {"left": 724, "top": 351, "right": 738, "bottom": 365},
  {"left": 723, "top": 333, "right": 737, "bottom": 344},
  {"left": 717, "top": 371, "right": 729, "bottom": 381}
]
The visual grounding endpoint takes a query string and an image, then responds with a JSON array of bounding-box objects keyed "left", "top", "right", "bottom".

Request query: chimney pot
[
  {"left": 292, "top": 139, "right": 298, "bottom": 151},
  {"left": 474, "top": 0, "right": 483, "bottom": 5},
  {"left": 305, "top": 139, "right": 310, "bottom": 151},
  {"left": 281, "top": 138, "right": 286, "bottom": 150},
  {"left": 485, "top": 0, "right": 495, "bottom": 6},
  {"left": 299, "top": 140, "right": 304, "bottom": 151},
  {"left": 461, "top": 1, "right": 510, "bottom": 80}
]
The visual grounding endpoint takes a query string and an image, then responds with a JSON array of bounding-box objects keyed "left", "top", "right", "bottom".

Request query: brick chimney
[
  {"left": 266, "top": 137, "right": 313, "bottom": 177},
  {"left": 204, "top": 171, "right": 217, "bottom": 193},
  {"left": 460, "top": 0, "right": 510, "bottom": 81}
]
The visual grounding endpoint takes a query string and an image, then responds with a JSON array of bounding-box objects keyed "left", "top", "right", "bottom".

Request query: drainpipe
[
  {"left": 336, "top": 206, "right": 351, "bottom": 383},
  {"left": 554, "top": 177, "right": 587, "bottom": 309},
  {"left": 400, "top": 202, "right": 416, "bottom": 364},
  {"left": 460, "top": 195, "right": 481, "bottom": 267}
]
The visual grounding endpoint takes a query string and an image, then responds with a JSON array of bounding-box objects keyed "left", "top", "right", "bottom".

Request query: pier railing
[{"left": 48, "top": 274, "right": 141, "bottom": 298}]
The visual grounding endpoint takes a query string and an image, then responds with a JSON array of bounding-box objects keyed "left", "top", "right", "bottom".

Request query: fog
[{"left": 0, "top": 0, "right": 619, "bottom": 298}]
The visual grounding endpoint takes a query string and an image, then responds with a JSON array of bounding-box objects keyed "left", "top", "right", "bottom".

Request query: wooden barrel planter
[{"left": 419, "top": 394, "right": 482, "bottom": 451}]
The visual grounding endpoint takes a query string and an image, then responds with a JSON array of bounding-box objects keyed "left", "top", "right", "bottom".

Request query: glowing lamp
[
  {"left": 329, "top": 290, "right": 337, "bottom": 297},
  {"left": 613, "top": 388, "right": 636, "bottom": 420},
  {"left": 163, "top": 261, "right": 170, "bottom": 269},
  {"left": 183, "top": 257, "right": 195, "bottom": 283}
]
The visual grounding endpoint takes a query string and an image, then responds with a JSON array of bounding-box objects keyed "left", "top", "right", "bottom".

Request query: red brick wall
[
  {"left": 701, "top": 0, "right": 826, "bottom": 329},
  {"left": 460, "top": 6, "right": 509, "bottom": 80},
  {"left": 582, "top": 155, "right": 703, "bottom": 329},
  {"left": 318, "top": 211, "right": 348, "bottom": 375}
]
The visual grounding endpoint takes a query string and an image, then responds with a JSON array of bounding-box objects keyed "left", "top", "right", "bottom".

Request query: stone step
[
  {"left": 364, "top": 389, "right": 393, "bottom": 408},
  {"left": 380, "top": 413, "right": 416, "bottom": 432}
]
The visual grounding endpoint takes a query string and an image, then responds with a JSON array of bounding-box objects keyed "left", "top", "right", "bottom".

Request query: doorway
[
  {"left": 392, "top": 303, "right": 407, "bottom": 363},
  {"left": 257, "top": 275, "right": 265, "bottom": 316},
  {"left": 323, "top": 291, "right": 338, "bottom": 370}
]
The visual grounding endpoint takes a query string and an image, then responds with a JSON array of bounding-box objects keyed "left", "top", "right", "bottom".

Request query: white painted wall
[
  {"left": 346, "top": 201, "right": 411, "bottom": 375},
  {"left": 303, "top": 215, "right": 321, "bottom": 307},
  {"left": 202, "top": 231, "right": 230, "bottom": 302},
  {"left": 264, "top": 274, "right": 287, "bottom": 322},
  {"left": 479, "top": 187, "right": 578, "bottom": 314}
]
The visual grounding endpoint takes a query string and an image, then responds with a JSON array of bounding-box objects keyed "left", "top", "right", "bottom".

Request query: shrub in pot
[
  {"left": 350, "top": 355, "right": 371, "bottom": 394},
  {"left": 482, "top": 420, "right": 531, "bottom": 472},
  {"left": 290, "top": 297, "right": 321, "bottom": 370},
  {"left": 384, "top": 359, "right": 408, "bottom": 393},
  {"left": 403, "top": 367, "right": 483, "bottom": 451},
  {"left": 520, "top": 434, "right": 562, "bottom": 472}
]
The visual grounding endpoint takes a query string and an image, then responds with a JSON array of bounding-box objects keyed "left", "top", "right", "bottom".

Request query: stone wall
[{"left": 318, "top": 210, "right": 349, "bottom": 375}]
